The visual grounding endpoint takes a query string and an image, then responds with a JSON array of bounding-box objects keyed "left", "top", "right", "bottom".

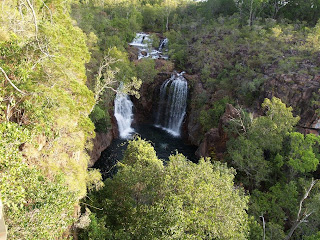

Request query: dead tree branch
[
  {"left": 93, "top": 55, "right": 121, "bottom": 102},
  {"left": 285, "top": 179, "right": 318, "bottom": 240},
  {"left": 0, "top": 66, "right": 25, "bottom": 94},
  {"left": 25, "top": 0, "right": 52, "bottom": 57},
  {"left": 260, "top": 215, "right": 266, "bottom": 240}
]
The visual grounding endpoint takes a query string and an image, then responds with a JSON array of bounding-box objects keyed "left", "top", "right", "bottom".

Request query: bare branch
[
  {"left": 227, "top": 105, "right": 252, "bottom": 135},
  {"left": 0, "top": 66, "right": 25, "bottom": 94},
  {"left": 25, "top": 0, "right": 52, "bottom": 57},
  {"left": 25, "top": 0, "right": 38, "bottom": 36},
  {"left": 41, "top": 0, "right": 53, "bottom": 24},
  {"left": 81, "top": 202, "right": 103, "bottom": 211},
  {"left": 92, "top": 54, "right": 122, "bottom": 107},
  {"left": 260, "top": 215, "right": 266, "bottom": 240},
  {"left": 297, "top": 179, "right": 317, "bottom": 220},
  {"left": 285, "top": 179, "right": 318, "bottom": 240}
]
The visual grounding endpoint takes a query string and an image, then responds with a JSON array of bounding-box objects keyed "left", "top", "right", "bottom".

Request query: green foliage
[
  {"left": 135, "top": 58, "right": 158, "bottom": 83},
  {"left": 279, "top": 0, "right": 320, "bottom": 25},
  {"left": 287, "top": 132, "right": 320, "bottom": 173},
  {"left": 200, "top": 0, "right": 237, "bottom": 17},
  {"left": 90, "top": 105, "right": 111, "bottom": 132},
  {"left": 227, "top": 97, "right": 303, "bottom": 187},
  {"left": 141, "top": 4, "right": 166, "bottom": 32},
  {"left": 251, "top": 182, "right": 298, "bottom": 226},
  {"left": 80, "top": 213, "right": 111, "bottom": 240},
  {"left": 81, "top": 138, "right": 249, "bottom": 239},
  {"left": 0, "top": 122, "right": 77, "bottom": 239},
  {"left": 226, "top": 98, "right": 320, "bottom": 239},
  {"left": 166, "top": 29, "right": 188, "bottom": 69},
  {"left": 304, "top": 231, "right": 320, "bottom": 240},
  {"left": 199, "top": 96, "right": 234, "bottom": 131},
  {"left": 0, "top": 1, "right": 105, "bottom": 238}
]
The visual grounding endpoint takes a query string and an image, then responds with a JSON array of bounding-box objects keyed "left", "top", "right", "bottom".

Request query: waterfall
[
  {"left": 155, "top": 72, "right": 188, "bottom": 137},
  {"left": 129, "top": 33, "right": 151, "bottom": 48},
  {"left": 129, "top": 33, "right": 168, "bottom": 60},
  {"left": 158, "top": 38, "right": 168, "bottom": 51},
  {"left": 114, "top": 90, "right": 134, "bottom": 139}
]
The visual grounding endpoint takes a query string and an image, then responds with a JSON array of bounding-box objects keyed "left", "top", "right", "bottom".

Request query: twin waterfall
[
  {"left": 155, "top": 72, "right": 188, "bottom": 137},
  {"left": 114, "top": 33, "right": 187, "bottom": 139}
]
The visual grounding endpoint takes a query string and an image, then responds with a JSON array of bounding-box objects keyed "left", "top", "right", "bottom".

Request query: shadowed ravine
[{"left": 94, "top": 124, "right": 197, "bottom": 178}]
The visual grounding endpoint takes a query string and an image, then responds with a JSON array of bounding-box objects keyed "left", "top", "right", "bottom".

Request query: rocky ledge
[{"left": 262, "top": 74, "right": 320, "bottom": 134}]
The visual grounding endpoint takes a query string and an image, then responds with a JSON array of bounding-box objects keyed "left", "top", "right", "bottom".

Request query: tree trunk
[
  {"left": 284, "top": 221, "right": 299, "bottom": 240},
  {"left": 249, "top": 0, "right": 253, "bottom": 26}
]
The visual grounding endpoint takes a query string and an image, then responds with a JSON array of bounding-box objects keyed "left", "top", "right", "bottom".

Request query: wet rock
[
  {"left": 141, "top": 51, "right": 148, "bottom": 56},
  {"left": 196, "top": 128, "right": 220, "bottom": 158},
  {"left": 187, "top": 78, "right": 205, "bottom": 145}
]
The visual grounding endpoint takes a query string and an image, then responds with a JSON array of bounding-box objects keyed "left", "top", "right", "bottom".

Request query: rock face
[
  {"left": 88, "top": 130, "right": 114, "bottom": 167},
  {"left": 187, "top": 78, "right": 205, "bottom": 146},
  {"left": 132, "top": 72, "right": 172, "bottom": 124},
  {"left": 196, "top": 104, "right": 238, "bottom": 159},
  {"left": 127, "top": 46, "right": 139, "bottom": 61},
  {"left": 261, "top": 74, "right": 320, "bottom": 134}
]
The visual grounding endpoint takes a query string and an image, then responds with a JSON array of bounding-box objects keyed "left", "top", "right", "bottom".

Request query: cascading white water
[
  {"left": 155, "top": 72, "right": 188, "bottom": 137},
  {"left": 129, "top": 33, "right": 168, "bottom": 60},
  {"left": 158, "top": 38, "right": 168, "bottom": 51},
  {"left": 114, "top": 90, "right": 134, "bottom": 139}
]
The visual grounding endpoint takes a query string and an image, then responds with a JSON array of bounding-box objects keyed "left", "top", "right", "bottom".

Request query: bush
[
  {"left": 135, "top": 58, "right": 158, "bottom": 83},
  {"left": 199, "top": 96, "right": 234, "bottom": 131}
]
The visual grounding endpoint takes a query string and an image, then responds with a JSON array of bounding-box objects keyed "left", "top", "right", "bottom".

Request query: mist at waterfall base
[{"left": 94, "top": 125, "right": 198, "bottom": 178}]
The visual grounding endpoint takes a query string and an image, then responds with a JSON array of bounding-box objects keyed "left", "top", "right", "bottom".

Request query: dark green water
[{"left": 94, "top": 124, "right": 198, "bottom": 179}]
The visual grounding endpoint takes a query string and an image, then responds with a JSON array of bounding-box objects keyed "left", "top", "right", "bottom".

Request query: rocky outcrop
[
  {"left": 127, "top": 46, "right": 139, "bottom": 61},
  {"left": 261, "top": 74, "right": 320, "bottom": 134},
  {"left": 88, "top": 130, "right": 114, "bottom": 167}
]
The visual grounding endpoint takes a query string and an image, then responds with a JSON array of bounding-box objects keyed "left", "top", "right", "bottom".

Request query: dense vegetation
[
  {"left": 0, "top": 0, "right": 319, "bottom": 239},
  {"left": 0, "top": 0, "right": 103, "bottom": 238},
  {"left": 81, "top": 138, "right": 249, "bottom": 239}
]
